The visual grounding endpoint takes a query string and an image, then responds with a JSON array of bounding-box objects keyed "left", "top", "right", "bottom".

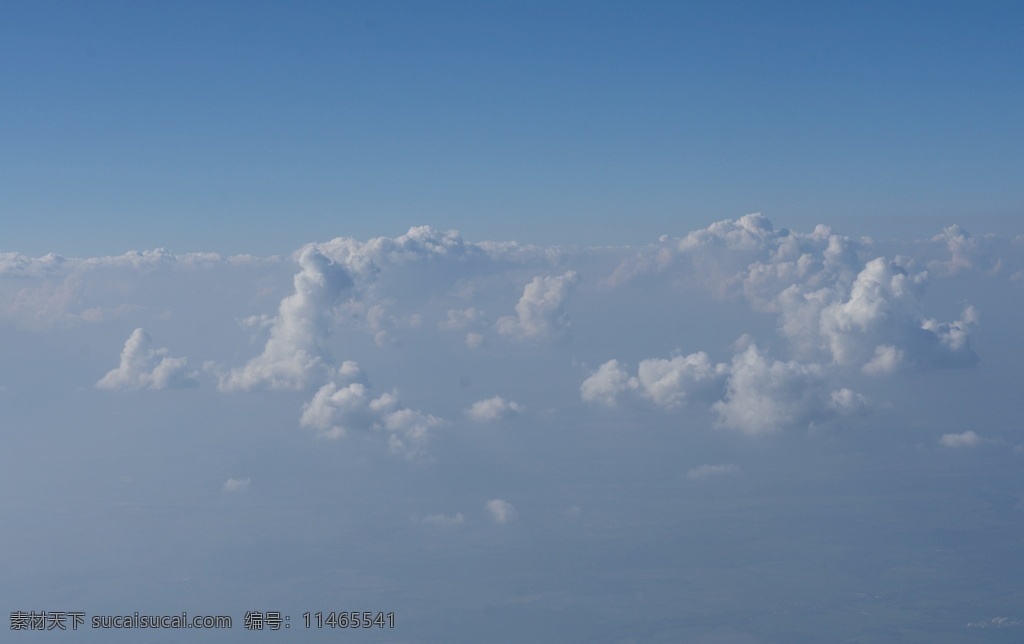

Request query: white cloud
[
  {"left": 634, "top": 353, "right": 728, "bottom": 409},
  {"left": 465, "top": 332, "right": 484, "bottom": 349},
  {"left": 465, "top": 396, "right": 523, "bottom": 422},
  {"left": 580, "top": 359, "right": 635, "bottom": 406},
  {"left": 580, "top": 354, "right": 727, "bottom": 409},
  {"left": 711, "top": 344, "right": 832, "bottom": 435},
  {"left": 219, "top": 247, "right": 352, "bottom": 392},
  {"left": 313, "top": 226, "right": 562, "bottom": 281},
  {"left": 96, "top": 328, "right": 198, "bottom": 391},
  {"left": 497, "top": 271, "right": 580, "bottom": 341},
  {"left": 686, "top": 464, "right": 739, "bottom": 480},
  {"left": 584, "top": 342, "right": 868, "bottom": 434},
  {"left": 939, "top": 431, "right": 981, "bottom": 448},
  {"left": 223, "top": 478, "right": 251, "bottom": 492},
  {"left": 485, "top": 499, "right": 517, "bottom": 524},
  {"left": 299, "top": 362, "right": 442, "bottom": 457},
  {"left": 611, "top": 216, "right": 983, "bottom": 377},
  {"left": 927, "top": 225, "right": 1005, "bottom": 276}
]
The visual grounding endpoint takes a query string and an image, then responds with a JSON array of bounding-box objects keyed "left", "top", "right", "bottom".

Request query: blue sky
[
  {"left": 3, "top": 1, "right": 1022, "bottom": 254},
  {"left": 3, "top": 3, "right": 1024, "bottom": 643}
]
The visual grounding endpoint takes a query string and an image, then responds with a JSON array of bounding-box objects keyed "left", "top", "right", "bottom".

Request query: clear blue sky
[{"left": 2, "top": 0, "right": 1022, "bottom": 255}]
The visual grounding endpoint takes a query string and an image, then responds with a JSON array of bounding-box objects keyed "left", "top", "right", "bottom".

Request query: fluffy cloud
[
  {"left": 580, "top": 354, "right": 727, "bottom": 409},
  {"left": 465, "top": 396, "right": 523, "bottom": 422},
  {"left": 816, "top": 258, "right": 979, "bottom": 370},
  {"left": 939, "top": 431, "right": 981, "bottom": 448},
  {"left": 927, "top": 225, "right": 1007, "bottom": 276},
  {"left": 485, "top": 499, "right": 517, "bottom": 524},
  {"left": 497, "top": 271, "right": 580, "bottom": 341},
  {"left": 580, "top": 359, "right": 634, "bottom": 406},
  {"left": 313, "top": 226, "right": 562, "bottom": 281},
  {"left": 96, "top": 328, "right": 198, "bottom": 390},
  {"left": 219, "top": 247, "right": 352, "bottom": 392},
  {"left": 610, "top": 215, "right": 982, "bottom": 376},
  {"left": 711, "top": 343, "right": 834, "bottom": 435},
  {"left": 686, "top": 464, "right": 739, "bottom": 480},
  {"left": 299, "top": 362, "right": 442, "bottom": 457},
  {"left": 583, "top": 342, "right": 869, "bottom": 434},
  {"left": 634, "top": 353, "right": 729, "bottom": 409}
]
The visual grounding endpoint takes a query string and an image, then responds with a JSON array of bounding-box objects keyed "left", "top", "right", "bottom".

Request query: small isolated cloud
[
  {"left": 497, "top": 271, "right": 580, "bottom": 341},
  {"left": 465, "top": 396, "right": 522, "bottom": 422},
  {"left": 939, "top": 431, "right": 981, "bottom": 448},
  {"left": 220, "top": 247, "right": 352, "bottom": 392},
  {"left": 299, "top": 361, "right": 442, "bottom": 457},
  {"left": 96, "top": 328, "right": 198, "bottom": 391},
  {"left": 686, "top": 464, "right": 739, "bottom": 480},
  {"left": 422, "top": 512, "right": 465, "bottom": 526},
  {"left": 485, "top": 499, "right": 517, "bottom": 524},
  {"left": 465, "top": 332, "right": 484, "bottom": 348},
  {"left": 223, "top": 478, "right": 251, "bottom": 492}
]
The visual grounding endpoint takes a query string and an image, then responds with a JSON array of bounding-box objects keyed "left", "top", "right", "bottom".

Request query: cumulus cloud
[
  {"left": 583, "top": 341, "right": 869, "bottom": 434},
  {"left": 939, "top": 431, "right": 981, "bottom": 448},
  {"left": 95, "top": 328, "right": 198, "bottom": 390},
  {"left": 497, "top": 271, "right": 580, "bottom": 341},
  {"left": 580, "top": 359, "right": 635, "bottom": 406},
  {"left": 299, "top": 362, "right": 442, "bottom": 457},
  {"left": 686, "top": 464, "right": 739, "bottom": 480},
  {"left": 313, "top": 226, "right": 562, "bottom": 281},
  {"left": 223, "top": 478, "right": 251, "bottom": 492},
  {"left": 610, "top": 215, "right": 982, "bottom": 376},
  {"left": 927, "top": 225, "right": 1006, "bottom": 276},
  {"left": 465, "top": 332, "right": 484, "bottom": 349},
  {"left": 485, "top": 499, "right": 517, "bottom": 524},
  {"left": 465, "top": 396, "right": 523, "bottom": 422},
  {"left": 580, "top": 354, "right": 727, "bottom": 409},
  {"left": 633, "top": 353, "right": 729, "bottom": 408},
  {"left": 711, "top": 343, "right": 837, "bottom": 435},
  {"left": 220, "top": 247, "right": 352, "bottom": 392}
]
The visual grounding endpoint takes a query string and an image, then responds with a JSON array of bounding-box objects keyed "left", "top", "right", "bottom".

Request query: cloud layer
[{"left": 9, "top": 215, "right": 1014, "bottom": 451}]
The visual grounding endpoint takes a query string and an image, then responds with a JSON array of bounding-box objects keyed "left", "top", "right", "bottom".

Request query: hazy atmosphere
[{"left": 3, "top": 2, "right": 1023, "bottom": 642}]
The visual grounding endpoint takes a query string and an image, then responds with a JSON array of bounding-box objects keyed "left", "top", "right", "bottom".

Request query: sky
[
  {"left": 3, "top": 1, "right": 1023, "bottom": 255},
  {"left": 2, "top": 2, "right": 1024, "bottom": 643}
]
